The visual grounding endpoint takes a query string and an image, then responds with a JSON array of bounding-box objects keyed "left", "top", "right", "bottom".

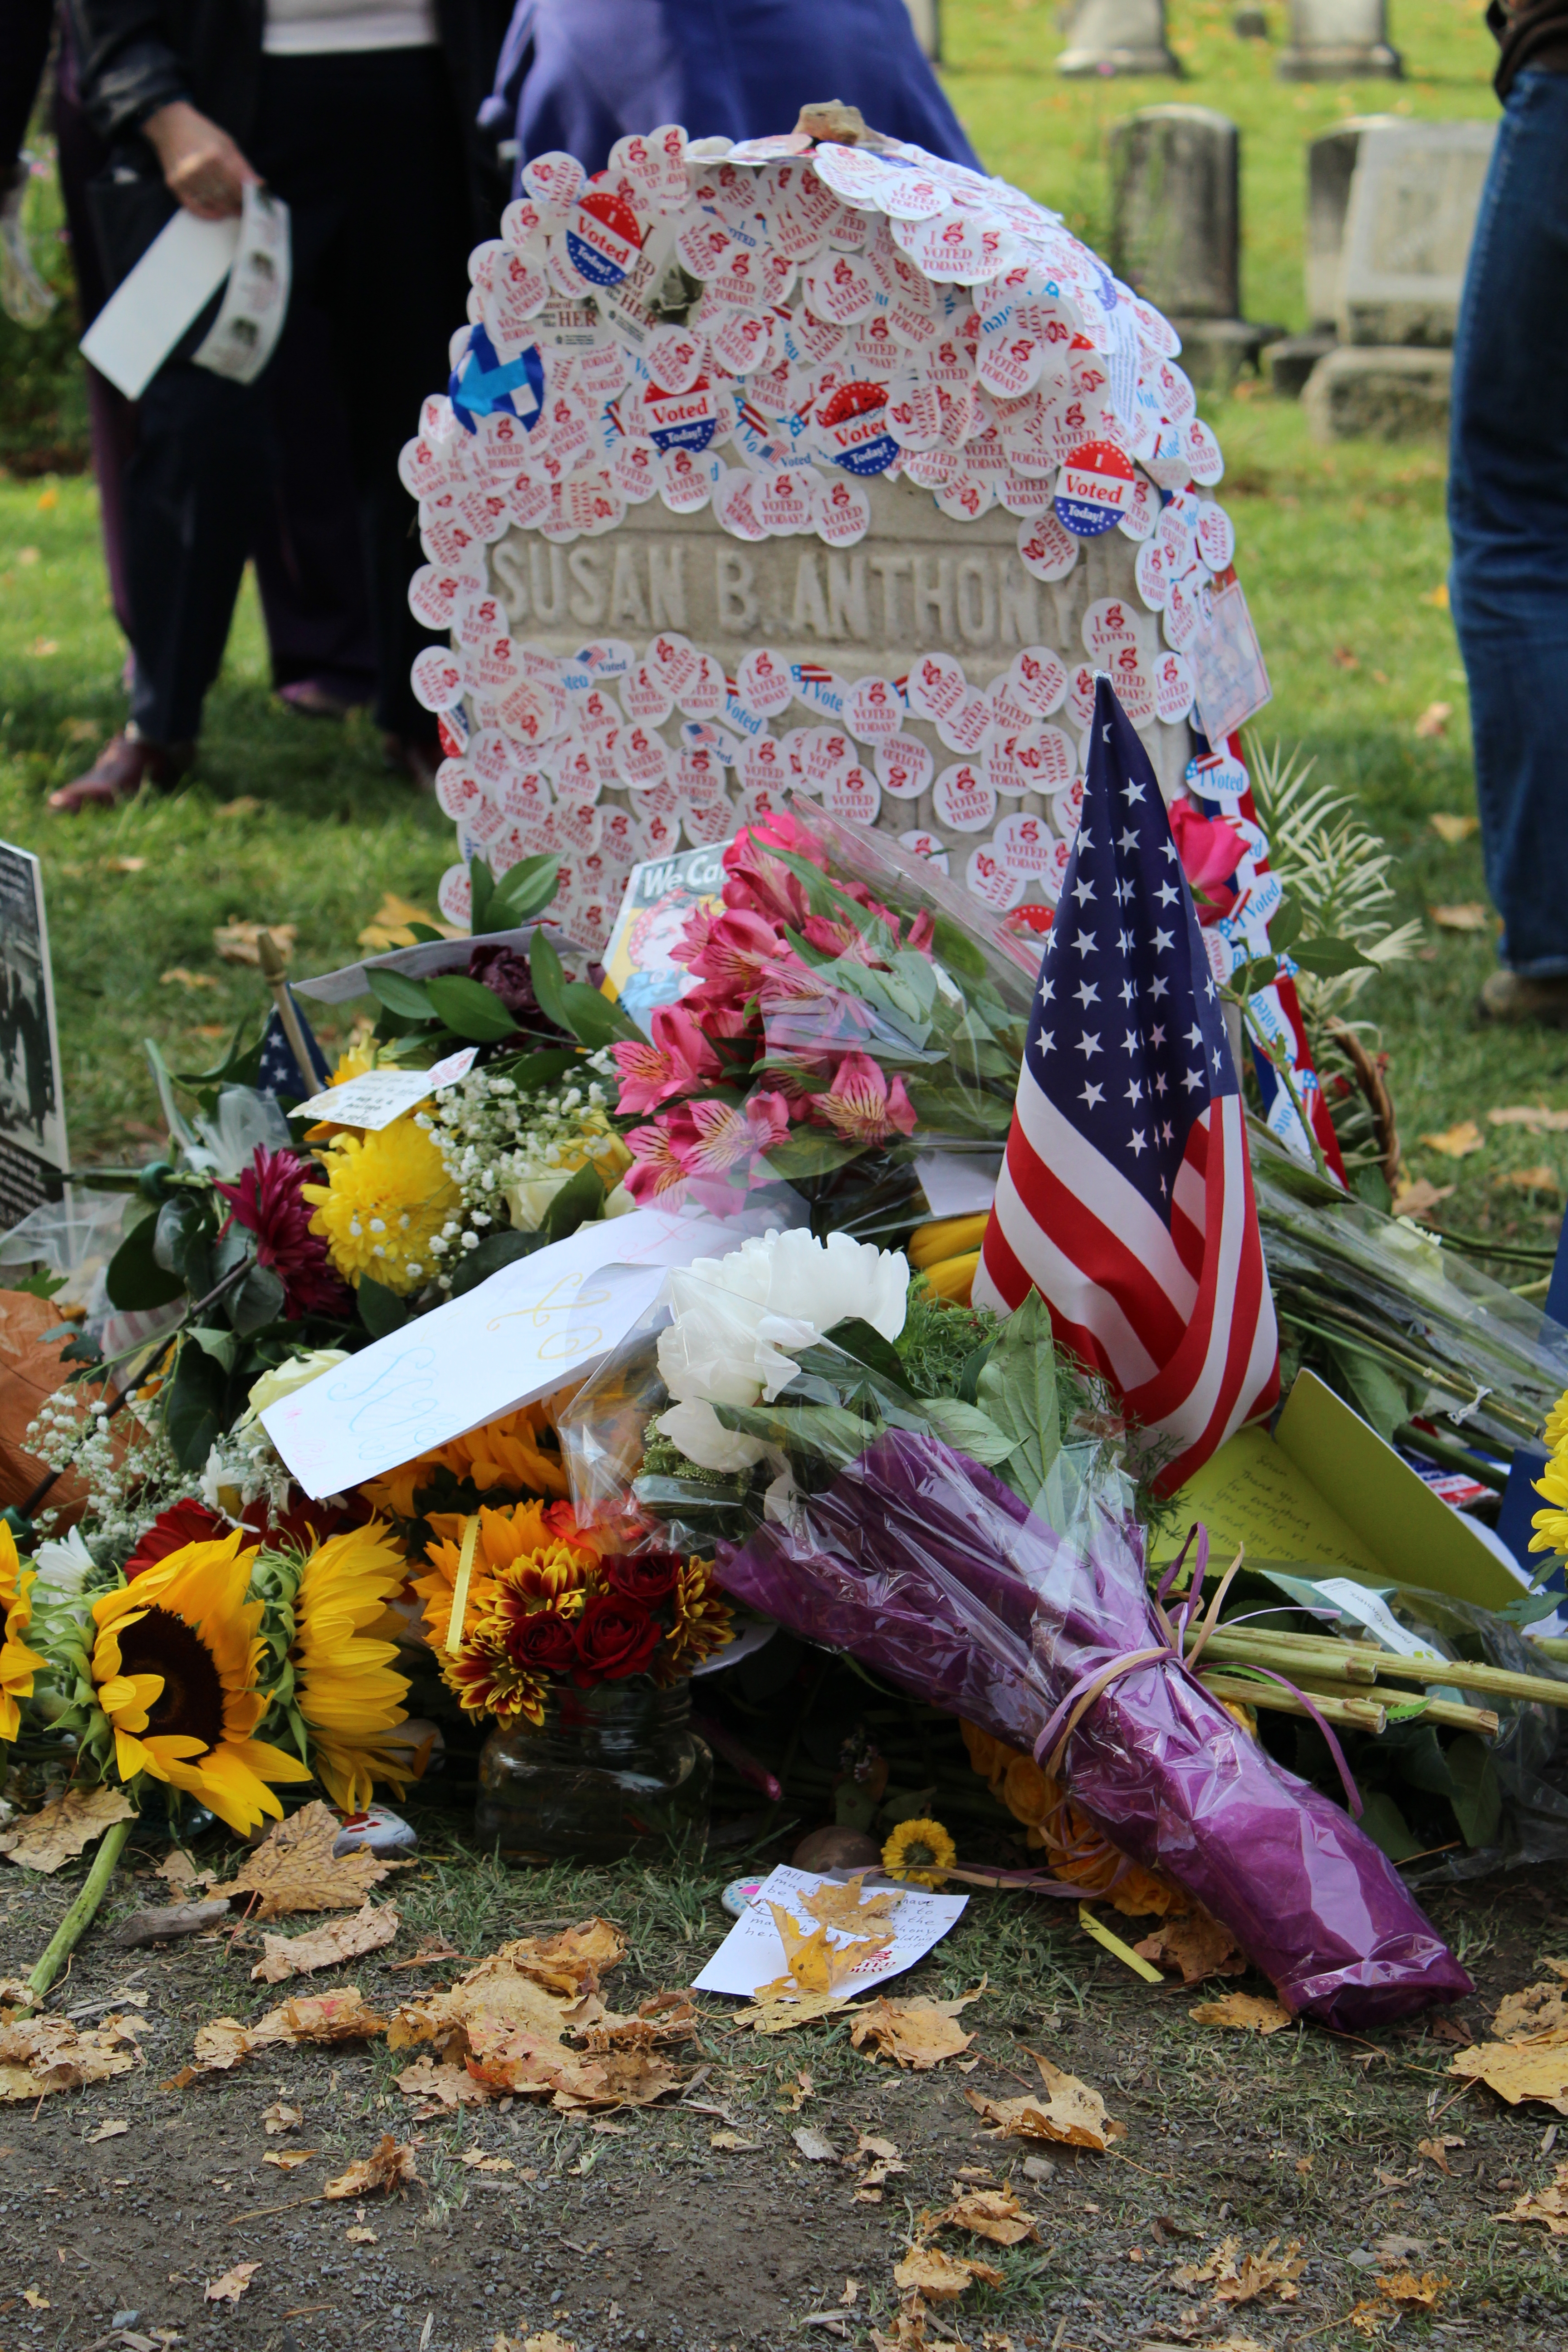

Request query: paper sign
[
  {"left": 0, "top": 841, "right": 69, "bottom": 1227},
  {"left": 262, "top": 1206, "right": 734, "bottom": 1499},
  {"left": 913, "top": 1150, "right": 1000, "bottom": 1220},
  {"left": 691, "top": 1865, "right": 967, "bottom": 1997},
  {"left": 291, "top": 1049, "right": 477, "bottom": 1132},
  {"left": 598, "top": 840, "right": 731, "bottom": 1036},
  {"left": 81, "top": 208, "right": 240, "bottom": 399},
  {"left": 1161, "top": 1370, "right": 1524, "bottom": 1611}
]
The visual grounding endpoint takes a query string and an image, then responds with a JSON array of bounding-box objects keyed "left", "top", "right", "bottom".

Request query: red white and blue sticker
[
  {"left": 448, "top": 326, "right": 546, "bottom": 433},
  {"left": 642, "top": 375, "right": 720, "bottom": 454},
  {"left": 814, "top": 380, "right": 899, "bottom": 477},
  {"left": 1054, "top": 438, "right": 1135, "bottom": 538},
  {"left": 565, "top": 187, "right": 645, "bottom": 289}
]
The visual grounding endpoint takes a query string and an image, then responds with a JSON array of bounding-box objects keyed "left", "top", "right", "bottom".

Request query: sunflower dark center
[{"left": 115, "top": 1607, "right": 225, "bottom": 1750}]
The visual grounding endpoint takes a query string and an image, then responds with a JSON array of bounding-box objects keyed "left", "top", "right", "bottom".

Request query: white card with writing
[
  {"left": 291, "top": 1048, "right": 478, "bottom": 1131},
  {"left": 692, "top": 1865, "right": 968, "bottom": 1997},
  {"left": 262, "top": 1206, "right": 733, "bottom": 1499}
]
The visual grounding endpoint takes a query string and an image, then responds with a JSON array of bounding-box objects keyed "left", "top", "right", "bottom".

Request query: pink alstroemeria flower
[
  {"left": 816, "top": 1051, "right": 919, "bottom": 1146},
  {"left": 681, "top": 1090, "right": 793, "bottom": 1176},
  {"left": 610, "top": 1002, "right": 721, "bottom": 1116},
  {"left": 691, "top": 908, "right": 797, "bottom": 998},
  {"left": 721, "top": 812, "right": 831, "bottom": 928}
]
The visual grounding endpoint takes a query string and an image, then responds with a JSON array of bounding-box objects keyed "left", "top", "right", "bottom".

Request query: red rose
[
  {"left": 505, "top": 1611, "right": 579, "bottom": 1675},
  {"left": 572, "top": 1593, "right": 662, "bottom": 1684},
  {"left": 605, "top": 1552, "right": 679, "bottom": 1607}
]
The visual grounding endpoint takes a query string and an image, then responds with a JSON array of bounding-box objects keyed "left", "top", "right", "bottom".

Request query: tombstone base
[
  {"left": 1276, "top": 40, "right": 1401, "bottom": 78},
  {"left": 1265, "top": 330, "right": 1337, "bottom": 399},
  {"left": 1171, "top": 316, "right": 1287, "bottom": 392},
  {"left": 1058, "top": 40, "right": 1179, "bottom": 73},
  {"left": 1303, "top": 345, "right": 1450, "bottom": 443}
]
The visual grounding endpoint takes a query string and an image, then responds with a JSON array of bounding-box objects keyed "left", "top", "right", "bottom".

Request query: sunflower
[
  {"left": 302, "top": 1116, "right": 459, "bottom": 1294},
  {"left": 89, "top": 1532, "right": 311, "bottom": 1835},
  {"left": 881, "top": 1816, "right": 957, "bottom": 1888},
  {"left": 659, "top": 1557, "right": 732, "bottom": 1681},
  {"left": 0, "top": 1522, "right": 47, "bottom": 1744},
  {"left": 363, "top": 1402, "right": 569, "bottom": 1521},
  {"left": 413, "top": 1500, "right": 599, "bottom": 1648},
  {"left": 289, "top": 1521, "right": 412, "bottom": 1813},
  {"left": 446, "top": 1620, "right": 547, "bottom": 1727},
  {"left": 1533, "top": 1453, "right": 1568, "bottom": 1564}
]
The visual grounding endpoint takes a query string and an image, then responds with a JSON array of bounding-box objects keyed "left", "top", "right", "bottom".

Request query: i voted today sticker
[{"left": 1054, "top": 438, "right": 1134, "bottom": 539}]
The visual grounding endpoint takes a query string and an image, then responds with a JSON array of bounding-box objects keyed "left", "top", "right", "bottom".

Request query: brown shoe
[
  {"left": 1477, "top": 970, "right": 1568, "bottom": 1027},
  {"left": 48, "top": 729, "right": 194, "bottom": 813},
  {"left": 382, "top": 731, "right": 441, "bottom": 792}
]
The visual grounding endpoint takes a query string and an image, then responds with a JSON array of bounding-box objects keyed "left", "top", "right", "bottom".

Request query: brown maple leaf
[
  {"left": 223, "top": 1802, "right": 394, "bottom": 1920},
  {"left": 324, "top": 2133, "right": 418, "bottom": 2199},
  {"left": 0, "top": 1787, "right": 133, "bottom": 1874}
]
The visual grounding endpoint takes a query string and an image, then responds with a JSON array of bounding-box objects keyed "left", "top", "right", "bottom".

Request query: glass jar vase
[{"left": 475, "top": 1678, "right": 711, "bottom": 1862}]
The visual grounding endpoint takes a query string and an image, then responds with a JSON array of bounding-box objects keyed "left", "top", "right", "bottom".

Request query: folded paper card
[
  {"left": 691, "top": 1864, "right": 967, "bottom": 1999},
  {"left": 261, "top": 1206, "right": 733, "bottom": 1499}
]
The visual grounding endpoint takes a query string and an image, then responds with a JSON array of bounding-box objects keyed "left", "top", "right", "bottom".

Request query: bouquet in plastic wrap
[{"left": 561, "top": 1226, "right": 1473, "bottom": 2028}]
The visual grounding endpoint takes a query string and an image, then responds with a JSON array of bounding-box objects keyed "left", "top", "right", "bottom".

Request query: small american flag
[{"left": 973, "top": 676, "right": 1279, "bottom": 1490}]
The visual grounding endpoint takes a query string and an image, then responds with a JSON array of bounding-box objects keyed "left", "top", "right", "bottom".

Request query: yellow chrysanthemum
[
  {"left": 1531, "top": 1456, "right": 1568, "bottom": 1559},
  {"left": 882, "top": 1815, "right": 957, "bottom": 1888},
  {"left": 290, "top": 1521, "right": 413, "bottom": 1813},
  {"left": 413, "top": 1500, "right": 598, "bottom": 1648},
  {"left": 1546, "top": 1389, "right": 1568, "bottom": 1456},
  {"left": 660, "top": 1557, "right": 732, "bottom": 1681},
  {"left": 0, "top": 1523, "right": 48, "bottom": 1744},
  {"left": 302, "top": 1116, "right": 459, "bottom": 1294},
  {"left": 90, "top": 1534, "right": 311, "bottom": 1836}
]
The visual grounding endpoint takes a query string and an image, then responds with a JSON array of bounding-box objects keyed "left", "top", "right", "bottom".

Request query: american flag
[
  {"left": 972, "top": 676, "right": 1279, "bottom": 1490},
  {"left": 257, "top": 995, "right": 329, "bottom": 1107}
]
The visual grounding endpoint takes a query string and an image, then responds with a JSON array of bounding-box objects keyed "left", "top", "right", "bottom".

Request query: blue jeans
[{"left": 1449, "top": 70, "right": 1568, "bottom": 977}]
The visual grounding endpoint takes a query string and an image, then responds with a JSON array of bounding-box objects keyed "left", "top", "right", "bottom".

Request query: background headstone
[
  {"left": 1265, "top": 113, "right": 1397, "bottom": 397},
  {"left": 1302, "top": 345, "right": 1452, "bottom": 442},
  {"left": 1058, "top": 0, "right": 1179, "bottom": 76},
  {"left": 1338, "top": 119, "right": 1495, "bottom": 346},
  {"left": 903, "top": 0, "right": 941, "bottom": 59},
  {"left": 1108, "top": 107, "right": 1282, "bottom": 387},
  {"left": 0, "top": 844, "right": 68, "bottom": 1226},
  {"left": 1277, "top": 0, "right": 1401, "bottom": 79}
]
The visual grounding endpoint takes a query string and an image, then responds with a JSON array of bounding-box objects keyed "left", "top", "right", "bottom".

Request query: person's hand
[{"left": 143, "top": 101, "right": 259, "bottom": 219}]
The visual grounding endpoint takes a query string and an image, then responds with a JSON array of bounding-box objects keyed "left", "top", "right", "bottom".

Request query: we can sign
[{"left": 1054, "top": 439, "right": 1134, "bottom": 539}]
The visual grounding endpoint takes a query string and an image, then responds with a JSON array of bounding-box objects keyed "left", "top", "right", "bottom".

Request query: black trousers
[{"left": 124, "top": 46, "right": 469, "bottom": 744}]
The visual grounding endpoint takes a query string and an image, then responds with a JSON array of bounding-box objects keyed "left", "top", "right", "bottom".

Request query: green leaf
[
  {"left": 367, "top": 968, "right": 436, "bottom": 1022},
  {"left": 542, "top": 1159, "right": 606, "bottom": 1244},
  {"left": 490, "top": 853, "right": 560, "bottom": 927},
  {"left": 105, "top": 1217, "right": 186, "bottom": 1312},
  {"left": 931, "top": 917, "right": 986, "bottom": 983},
  {"left": 1325, "top": 1338, "right": 1412, "bottom": 1444},
  {"left": 717, "top": 1398, "right": 878, "bottom": 1466},
  {"left": 166, "top": 1340, "right": 229, "bottom": 1472},
  {"left": 5, "top": 1267, "right": 66, "bottom": 1300},
  {"left": 1270, "top": 894, "right": 1304, "bottom": 954},
  {"left": 187, "top": 1324, "right": 239, "bottom": 1375},
  {"left": 358, "top": 1274, "right": 411, "bottom": 1337},
  {"left": 529, "top": 929, "right": 572, "bottom": 1030},
  {"left": 469, "top": 855, "right": 497, "bottom": 935},
  {"left": 904, "top": 1080, "right": 1014, "bottom": 1139},
  {"left": 227, "top": 1261, "right": 287, "bottom": 1337},
  {"left": 1291, "top": 934, "right": 1378, "bottom": 978},
  {"left": 1356, "top": 1789, "right": 1421, "bottom": 1863},
  {"left": 978, "top": 1289, "right": 1060, "bottom": 1504},
  {"left": 758, "top": 1132, "right": 866, "bottom": 1181},
  {"left": 823, "top": 1314, "right": 907, "bottom": 1388},
  {"left": 426, "top": 974, "right": 520, "bottom": 1043},
  {"left": 1446, "top": 1733, "right": 1503, "bottom": 1849},
  {"left": 447, "top": 1228, "right": 539, "bottom": 1297},
  {"left": 920, "top": 1396, "right": 1019, "bottom": 1467},
  {"left": 529, "top": 931, "right": 640, "bottom": 1049}
]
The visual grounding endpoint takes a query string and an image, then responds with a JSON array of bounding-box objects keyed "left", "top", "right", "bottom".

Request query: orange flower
[
  {"left": 959, "top": 1717, "right": 1187, "bottom": 1921},
  {"left": 659, "top": 1557, "right": 732, "bottom": 1681},
  {"left": 412, "top": 1500, "right": 599, "bottom": 1649}
]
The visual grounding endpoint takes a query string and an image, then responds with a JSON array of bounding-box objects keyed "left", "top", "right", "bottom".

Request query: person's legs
[{"left": 1448, "top": 70, "right": 1568, "bottom": 1003}]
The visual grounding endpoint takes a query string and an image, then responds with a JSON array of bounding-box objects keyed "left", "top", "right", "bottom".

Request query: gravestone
[
  {"left": 1058, "top": 0, "right": 1178, "bottom": 77},
  {"left": 0, "top": 844, "right": 69, "bottom": 1225},
  {"left": 1303, "top": 345, "right": 1450, "bottom": 441},
  {"left": 1277, "top": 0, "right": 1401, "bottom": 79},
  {"left": 1338, "top": 119, "right": 1495, "bottom": 346},
  {"left": 1306, "top": 115, "right": 1399, "bottom": 328},
  {"left": 1108, "top": 108, "right": 1280, "bottom": 389},
  {"left": 903, "top": 0, "right": 941, "bottom": 60}
]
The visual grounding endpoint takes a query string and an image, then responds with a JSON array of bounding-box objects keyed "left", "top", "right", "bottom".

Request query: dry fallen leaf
[
  {"left": 158, "top": 1846, "right": 218, "bottom": 1892},
  {"left": 893, "top": 2244, "right": 1002, "bottom": 2302},
  {"left": 395, "top": 2054, "right": 491, "bottom": 2112},
  {"left": 345, "top": 2225, "right": 377, "bottom": 2244},
  {"left": 225, "top": 1802, "right": 394, "bottom": 1920},
  {"left": 770, "top": 1902, "right": 892, "bottom": 1994},
  {"left": 924, "top": 2187, "right": 1038, "bottom": 2247},
  {"left": 1190, "top": 1992, "right": 1294, "bottom": 2037},
  {"left": 966, "top": 2049, "right": 1123, "bottom": 2152},
  {"left": 1390, "top": 1177, "right": 1455, "bottom": 1220},
  {"left": 204, "top": 2262, "right": 260, "bottom": 2305},
  {"left": 1495, "top": 1983, "right": 1568, "bottom": 2040},
  {"left": 710, "top": 2129, "right": 761, "bottom": 2151},
  {"left": 1488, "top": 1105, "right": 1568, "bottom": 1133},
  {"left": 213, "top": 921, "right": 297, "bottom": 966},
  {"left": 779, "top": 2064, "right": 813, "bottom": 2112},
  {"left": 730, "top": 1984, "right": 856, "bottom": 2034},
  {"left": 1449, "top": 2032, "right": 1568, "bottom": 2112},
  {"left": 1430, "top": 903, "right": 1492, "bottom": 933},
  {"left": 103, "top": 854, "right": 146, "bottom": 872},
  {"left": 358, "top": 892, "right": 462, "bottom": 951},
  {"left": 458, "top": 2149, "right": 514, "bottom": 2172},
  {"left": 1132, "top": 1913, "right": 1244, "bottom": 1986},
  {"left": 794, "top": 2125, "right": 838, "bottom": 2162},
  {"left": 850, "top": 2130, "right": 905, "bottom": 2190},
  {"left": 21, "top": 2288, "right": 49, "bottom": 2310},
  {"left": 848, "top": 1985, "right": 985, "bottom": 2071},
  {"left": 802, "top": 1875, "right": 900, "bottom": 1930},
  {"left": 181, "top": 1987, "right": 388, "bottom": 2079},
  {"left": 1421, "top": 1120, "right": 1485, "bottom": 1160},
  {"left": 159, "top": 969, "right": 219, "bottom": 993},
  {"left": 0, "top": 2011, "right": 143, "bottom": 2102},
  {"left": 1428, "top": 811, "right": 1477, "bottom": 844},
  {"left": 1373, "top": 2269, "right": 1448, "bottom": 2310},
  {"left": 0, "top": 1786, "right": 135, "bottom": 1873},
  {"left": 84, "top": 2118, "right": 131, "bottom": 2144},
  {"left": 1416, "top": 2134, "right": 1464, "bottom": 2175},
  {"left": 1171, "top": 2236, "right": 1305, "bottom": 2305},
  {"left": 263, "top": 2099, "right": 303, "bottom": 2134},
  {"left": 1495, "top": 1164, "right": 1561, "bottom": 1195},
  {"left": 1414, "top": 701, "right": 1452, "bottom": 740},
  {"left": 1496, "top": 2160, "right": 1568, "bottom": 2234},
  {"left": 252, "top": 1899, "right": 401, "bottom": 1984},
  {"left": 262, "top": 2149, "right": 314, "bottom": 2171},
  {"left": 324, "top": 2133, "right": 418, "bottom": 2200}
]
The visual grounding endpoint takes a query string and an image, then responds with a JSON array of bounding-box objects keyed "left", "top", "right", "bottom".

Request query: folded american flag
[{"left": 973, "top": 675, "right": 1279, "bottom": 1489}]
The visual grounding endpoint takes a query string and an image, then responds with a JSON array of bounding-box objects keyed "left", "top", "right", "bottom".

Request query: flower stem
[{"left": 25, "top": 1817, "right": 134, "bottom": 2003}]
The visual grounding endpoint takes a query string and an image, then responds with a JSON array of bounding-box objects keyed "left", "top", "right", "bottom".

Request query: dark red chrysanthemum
[{"left": 216, "top": 1146, "right": 352, "bottom": 1320}]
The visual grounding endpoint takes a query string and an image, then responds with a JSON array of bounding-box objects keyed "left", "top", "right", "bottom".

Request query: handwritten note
[
  {"left": 261, "top": 1207, "right": 732, "bottom": 1499},
  {"left": 692, "top": 1865, "right": 968, "bottom": 1999},
  {"left": 292, "top": 1048, "right": 477, "bottom": 1132}
]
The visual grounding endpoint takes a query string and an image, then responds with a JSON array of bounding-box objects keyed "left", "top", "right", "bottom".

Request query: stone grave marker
[
  {"left": 1108, "top": 107, "right": 1281, "bottom": 388},
  {"left": 1277, "top": 0, "right": 1401, "bottom": 80},
  {"left": 1338, "top": 119, "right": 1495, "bottom": 347},
  {"left": 1057, "top": 0, "right": 1178, "bottom": 77}
]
